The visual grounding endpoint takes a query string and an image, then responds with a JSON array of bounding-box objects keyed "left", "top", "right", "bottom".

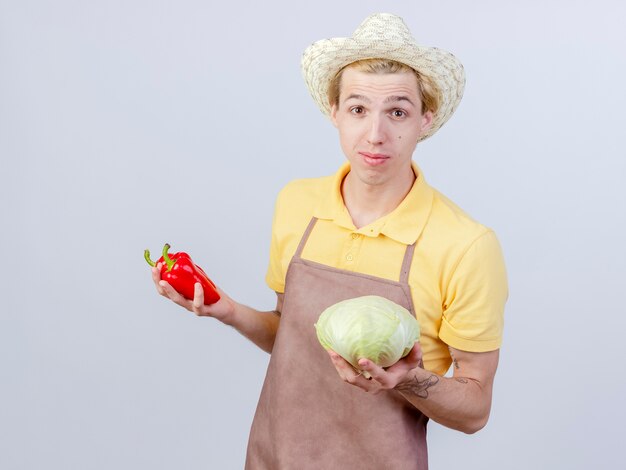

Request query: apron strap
[
  {"left": 293, "top": 217, "right": 318, "bottom": 259},
  {"left": 399, "top": 242, "right": 417, "bottom": 284}
]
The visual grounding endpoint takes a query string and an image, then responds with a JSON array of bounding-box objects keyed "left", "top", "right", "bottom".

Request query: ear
[
  {"left": 330, "top": 103, "right": 339, "bottom": 128},
  {"left": 420, "top": 110, "right": 434, "bottom": 134}
]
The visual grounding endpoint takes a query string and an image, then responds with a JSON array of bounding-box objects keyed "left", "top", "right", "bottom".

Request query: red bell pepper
[{"left": 144, "top": 243, "right": 221, "bottom": 305}]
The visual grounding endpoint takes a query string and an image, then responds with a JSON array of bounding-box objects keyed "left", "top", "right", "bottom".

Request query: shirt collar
[{"left": 313, "top": 161, "right": 434, "bottom": 245}]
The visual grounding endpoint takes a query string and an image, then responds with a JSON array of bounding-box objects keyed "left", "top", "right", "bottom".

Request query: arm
[
  {"left": 151, "top": 264, "right": 282, "bottom": 353},
  {"left": 328, "top": 344, "right": 499, "bottom": 434},
  {"left": 397, "top": 230, "right": 504, "bottom": 432},
  {"left": 395, "top": 347, "right": 499, "bottom": 434},
  {"left": 225, "top": 292, "right": 283, "bottom": 354},
  {"left": 328, "top": 231, "right": 505, "bottom": 431}
]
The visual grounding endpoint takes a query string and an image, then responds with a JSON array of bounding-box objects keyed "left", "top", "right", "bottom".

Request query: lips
[{"left": 359, "top": 152, "right": 390, "bottom": 166}]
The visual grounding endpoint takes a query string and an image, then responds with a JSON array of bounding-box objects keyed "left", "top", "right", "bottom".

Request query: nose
[{"left": 366, "top": 115, "right": 386, "bottom": 145}]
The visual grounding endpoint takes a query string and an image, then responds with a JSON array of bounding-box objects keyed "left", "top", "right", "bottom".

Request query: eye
[
  {"left": 392, "top": 109, "right": 407, "bottom": 118},
  {"left": 350, "top": 106, "right": 365, "bottom": 115}
]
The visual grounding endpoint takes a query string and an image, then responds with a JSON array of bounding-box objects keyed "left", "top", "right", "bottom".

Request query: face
[{"left": 330, "top": 68, "right": 433, "bottom": 189}]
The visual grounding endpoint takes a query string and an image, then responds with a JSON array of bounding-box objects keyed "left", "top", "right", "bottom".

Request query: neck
[{"left": 341, "top": 167, "right": 416, "bottom": 229}]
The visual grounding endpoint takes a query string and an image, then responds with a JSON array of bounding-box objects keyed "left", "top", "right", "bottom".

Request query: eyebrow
[
  {"left": 384, "top": 95, "right": 416, "bottom": 106},
  {"left": 344, "top": 93, "right": 370, "bottom": 103},
  {"left": 343, "top": 94, "right": 416, "bottom": 107}
]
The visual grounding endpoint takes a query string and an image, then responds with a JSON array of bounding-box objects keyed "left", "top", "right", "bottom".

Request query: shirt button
[
  {"left": 351, "top": 233, "right": 359, "bottom": 240},
  {"left": 346, "top": 254, "right": 354, "bottom": 261}
]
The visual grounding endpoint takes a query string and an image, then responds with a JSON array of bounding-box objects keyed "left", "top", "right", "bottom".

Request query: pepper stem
[
  {"left": 162, "top": 243, "right": 176, "bottom": 271},
  {"left": 144, "top": 249, "right": 156, "bottom": 267}
]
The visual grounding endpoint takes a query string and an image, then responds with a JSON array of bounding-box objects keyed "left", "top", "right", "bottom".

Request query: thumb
[
  {"left": 407, "top": 342, "right": 423, "bottom": 368},
  {"left": 192, "top": 282, "right": 205, "bottom": 309}
]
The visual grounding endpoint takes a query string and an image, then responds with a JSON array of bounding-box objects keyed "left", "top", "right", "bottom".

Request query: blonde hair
[{"left": 327, "top": 59, "right": 441, "bottom": 114}]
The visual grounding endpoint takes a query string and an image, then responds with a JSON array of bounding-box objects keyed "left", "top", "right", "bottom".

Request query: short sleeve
[{"left": 439, "top": 230, "right": 508, "bottom": 352}]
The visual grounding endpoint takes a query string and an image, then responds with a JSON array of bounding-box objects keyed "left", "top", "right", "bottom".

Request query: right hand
[{"left": 151, "top": 263, "right": 236, "bottom": 324}]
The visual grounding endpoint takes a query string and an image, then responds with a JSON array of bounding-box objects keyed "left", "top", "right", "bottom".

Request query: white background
[{"left": 1, "top": 1, "right": 625, "bottom": 469}]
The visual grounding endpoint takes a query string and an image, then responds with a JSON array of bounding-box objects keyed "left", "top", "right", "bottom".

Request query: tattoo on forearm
[
  {"left": 455, "top": 378, "right": 468, "bottom": 384},
  {"left": 396, "top": 374, "right": 440, "bottom": 398}
]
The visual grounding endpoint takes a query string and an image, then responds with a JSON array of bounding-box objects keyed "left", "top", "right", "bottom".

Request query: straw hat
[{"left": 301, "top": 13, "right": 465, "bottom": 142}]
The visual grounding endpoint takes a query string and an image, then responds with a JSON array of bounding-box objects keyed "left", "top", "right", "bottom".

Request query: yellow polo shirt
[{"left": 266, "top": 162, "right": 508, "bottom": 375}]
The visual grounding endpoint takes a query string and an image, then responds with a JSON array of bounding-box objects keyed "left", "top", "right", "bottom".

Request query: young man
[{"left": 151, "top": 13, "right": 507, "bottom": 470}]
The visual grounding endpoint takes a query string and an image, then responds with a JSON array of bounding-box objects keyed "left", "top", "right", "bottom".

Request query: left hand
[{"left": 327, "top": 342, "right": 423, "bottom": 394}]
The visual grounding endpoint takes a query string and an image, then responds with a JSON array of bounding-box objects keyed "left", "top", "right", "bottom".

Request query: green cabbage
[{"left": 315, "top": 295, "right": 420, "bottom": 375}]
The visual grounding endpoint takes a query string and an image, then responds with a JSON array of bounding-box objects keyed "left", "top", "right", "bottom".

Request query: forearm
[
  {"left": 328, "top": 343, "right": 499, "bottom": 433},
  {"left": 223, "top": 302, "right": 281, "bottom": 354},
  {"left": 395, "top": 367, "right": 492, "bottom": 434}
]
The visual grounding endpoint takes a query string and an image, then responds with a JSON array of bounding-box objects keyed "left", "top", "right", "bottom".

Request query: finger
[
  {"left": 192, "top": 282, "right": 205, "bottom": 312},
  {"left": 159, "top": 280, "right": 188, "bottom": 306},
  {"left": 152, "top": 265, "right": 166, "bottom": 295},
  {"left": 327, "top": 351, "right": 354, "bottom": 379},
  {"left": 328, "top": 352, "right": 372, "bottom": 390},
  {"left": 383, "top": 344, "right": 424, "bottom": 379},
  {"left": 357, "top": 358, "right": 387, "bottom": 385},
  {"left": 327, "top": 350, "right": 344, "bottom": 369},
  {"left": 410, "top": 342, "right": 424, "bottom": 369},
  {"left": 403, "top": 342, "right": 423, "bottom": 368}
]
